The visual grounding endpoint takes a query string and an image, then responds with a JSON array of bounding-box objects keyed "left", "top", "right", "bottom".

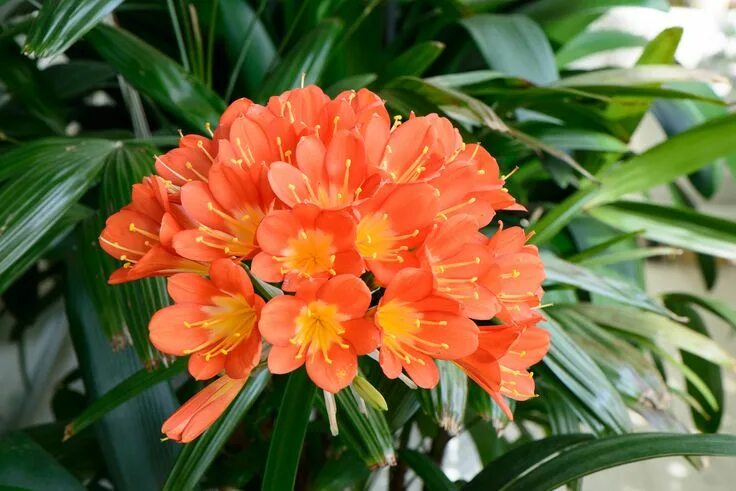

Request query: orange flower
[
  {"left": 155, "top": 133, "right": 215, "bottom": 188},
  {"left": 430, "top": 143, "right": 521, "bottom": 227},
  {"left": 374, "top": 268, "right": 478, "bottom": 388},
  {"left": 268, "top": 130, "right": 379, "bottom": 210},
  {"left": 171, "top": 166, "right": 274, "bottom": 262},
  {"left": 251, "top": 204, "right": 363, "bottom": 291},
  {"left": 354, "top": 183, "right": 438, "bottom": 285},
  {"left": 479, "top": 225, "right": 545, "bottom": 325},
  {"left": 149, "top": 259, "right": 264, "bottom": 380},
  {"left": 99, "top": 175, "right": 207, "bottom": 283},
  {"left": 375, "top": 115, "right": 460, "bottom": 183},
  {"left": 457, "top": 318, "right": 549, "bottom": 418},
  {"left": 456, "top": 317, "right": 549, "bottom": 419},
  {"left": 162, "top": 374, "right": 246, "bottom": 443},
  {"left": 259, "top": 275, "right": 377, "bottom": 392},
  {"left": 418, "top": 215, "right": 499, "bottom": 320}
]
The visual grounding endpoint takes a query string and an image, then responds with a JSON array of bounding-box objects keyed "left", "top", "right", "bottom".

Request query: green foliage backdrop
[{"left": 1, "top": 0, "right": 736, "bottom": 489}]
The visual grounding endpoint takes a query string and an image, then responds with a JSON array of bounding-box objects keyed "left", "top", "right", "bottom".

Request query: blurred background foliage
[{"left": 1, "top": 0, "right": 736, "bottom": 489}]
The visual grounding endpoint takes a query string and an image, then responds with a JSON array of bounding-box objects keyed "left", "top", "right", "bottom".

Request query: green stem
[{"left": 262, "top": 369, "right": 316, "bottom": 491}]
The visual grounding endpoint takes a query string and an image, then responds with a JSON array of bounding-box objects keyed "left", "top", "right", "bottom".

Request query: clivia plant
[
  {"left": 98, "top": 86, "right": 549, "bottom": 442},
  {"left": 2, "top": 1, "right": 736, "bottom": 490}
]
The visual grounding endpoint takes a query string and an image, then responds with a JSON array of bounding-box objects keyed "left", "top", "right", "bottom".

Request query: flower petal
[
  {"left": 316, "top": 274, "right": 370, "bottom": 318},
  {"left": 306, "top": 345, "right": 357, "bottom": 393},
  {"left": 259, "top": 296, "right": 305, "bottom": 345},
  {"left": 225, "top": 333, "right": 262, "bottom": 379},
  {"left": 342, "top": 318, "right": 379, "bottom": 355},
  {"left": 149, "top": 304, "right": 209, "bottom": 355},
  {"left": 167, "top": 273, "right": 219, "bottom": 304},
  {"left": 209, "top": 258, "right": 254, "bottom": 301},
  {"left": 268, "top": 344, "right": 304, "bottom": 374},
  {"left": 188, "top": 353, "right": 225, "bottom": 380}
]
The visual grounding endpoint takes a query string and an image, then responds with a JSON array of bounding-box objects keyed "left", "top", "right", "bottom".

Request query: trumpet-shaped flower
[
  {"left": 354, "top": 183, "right": 438, "bottom": 285},
  {"left": 456, "top": 317, "right": 549, "bottom": 418},
  {"left": 162, "top": 375, "right": 246, "bottom": 443},
  {"left": 479, "top": 225, "right": 545, "bottom": 325},
  {"left": 99, "top": 175, "right": 207, "bottom": 283},
  {"left": 259, "top": 275, "right": 378, "bottom": 392},
  {"left": 149, "top": 259, "right": 264, "bottom": 380},
  {"left": 251, "top": 204, "right": 363, "bottom": 291},
  {"left": 375, "top": 115, "right": 460, "bottom": 183},
  {"left": 155, "top": 134, "right": 215, "bottom": 188},
  {"left": 374, "top": 268, "right": 478, "bottom": 388},
  {"left": 418, "top": 215, "right": 499, "bottom": 319},
  {"left": 268, "top": 130, "right": 378, "bottom": 210},
  {"left": 430, "top": 144, "right": 520, "bottom": 227}
]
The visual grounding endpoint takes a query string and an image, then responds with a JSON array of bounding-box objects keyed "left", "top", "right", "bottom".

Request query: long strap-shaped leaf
[
  {"left": 258, "top": 19, "right": 343, "bottom": 100},
  {"left": 463, "top": 434, "right": 594, "bottom": 491},
  {"left": 399, "top": 449, "right": 456, "bottom": 491},
  {"left": 163, "top": 368, "right": 271, "bottom": 490},
  {"left": 261, "top": 368, "right": 316, "bottom": 491},
  {"left": 23, "top": 0, "right": 123, "bottom": 58},
  {"left": 65, "top": 358, "right": 187, "bottom": 440},
  {"left": 87, "top": 25, "right": 225, "bottom": 131},
  {"left": 0, "top": 139, "right": 115, "bottom": 294},
  {"left": 466, "top": 433, "right": 736, "bottom": 491}
]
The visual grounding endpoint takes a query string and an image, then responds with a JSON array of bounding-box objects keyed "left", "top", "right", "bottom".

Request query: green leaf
[
  {"left": 334, "top": 388, "right": 397, "bottom": 468},
  {"left": 466, "top": 433, "right": 736, "bottom": 491},
  {"left": 653, "top": 83, "right": 730, "bottom": 199},
  {"left": 418, "top": 361, "right": 467, "bottom": 436},
  {"left": 637, "top": 27, "right": 682, "bottom": 65},
  {"left": 0, "top": 139, "right": 115, "bottom": 294},
  {"left": 163, "top": 368, "right": 271, "bottom": 491},
  {"left": 664, "top": 299, "right": 723, "bottom": 433},
  {"left": 569, "top": 304, "right": 736, "bottom": 368},
  {"left": 0, "top": 432, "right": 84, "bottom": 491},
  {"left": 530, "top": 186, "right": 597, "bottom": 245},
  {"left": 555, "top": 30, "right": 647, "bottom": 68},
  {"left": 461, "top": 14, "right": 558, "bottom": 85},
  {"left": 385, "top": 41, "right": 445, "bottom": 80},
  {"left": 520, "top": 0, "right": 669, "bottom": 24},
  {"left": 326, "top": 73, "right": 378, "bottom": 97},
  {"left": 664, "top": 292, "right": 736, "bottom": 334},
  {"left": 556, "top": 65, "right": 726, "bottom": 88},
  {"left": 44, "top": 60, "right": 117, "bottom": 100},
  {"left": 65, "top": 228, "right": 180, "bottom": 489},
  {"left": 262, "top": 369, "right": 316, "bottom": 491},
  {"left": 0, "top": 204, "right": 90, "bottom": 296},
  {"left": 64, "top": 358, "right": 187, "bottom": 440},
  {"left": 541, "top": 318, "right": 631, "bottom": 433},
  {"left": 588, "top": 201, "right": 736, "bottom": 260},
  {"left": 576, "top": 246, "right": 681, "bottom": 268},
  {"left": 218, "top": 0, "right": 277, "bottom": 96},
  {"left": 524, "top": 124, "right": 628, "bottom": 153},
  {"left": 400, "top": 449, "right": 455, "bottom": 491},
  {"left": 463, "top": 434, "right": 594, "bottom": 491},
  {"left": 87, "top": 25, "right": 225, "bottom": 131},
  {"left": 23, "top": 0, "right": 123, "bottom": 58},
  {"left": 259, "top": 19, "right": 343, "bottom": 100},
  {"left": 541, "top": 251, "right": 672, "bottom": 316},
  {"left": 0, "top": 42, "right": 66, "bottom": 134},
  {"left": 554, "top": 308, "right": 668, "bottom": 410},
  {"left": 520, "top": 0, "right": 669, "bottom": 44}
]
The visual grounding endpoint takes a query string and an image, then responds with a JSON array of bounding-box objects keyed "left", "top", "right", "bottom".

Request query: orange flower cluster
[{"left": 100, "top": 86, "right": 549, "bottom": 442}]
